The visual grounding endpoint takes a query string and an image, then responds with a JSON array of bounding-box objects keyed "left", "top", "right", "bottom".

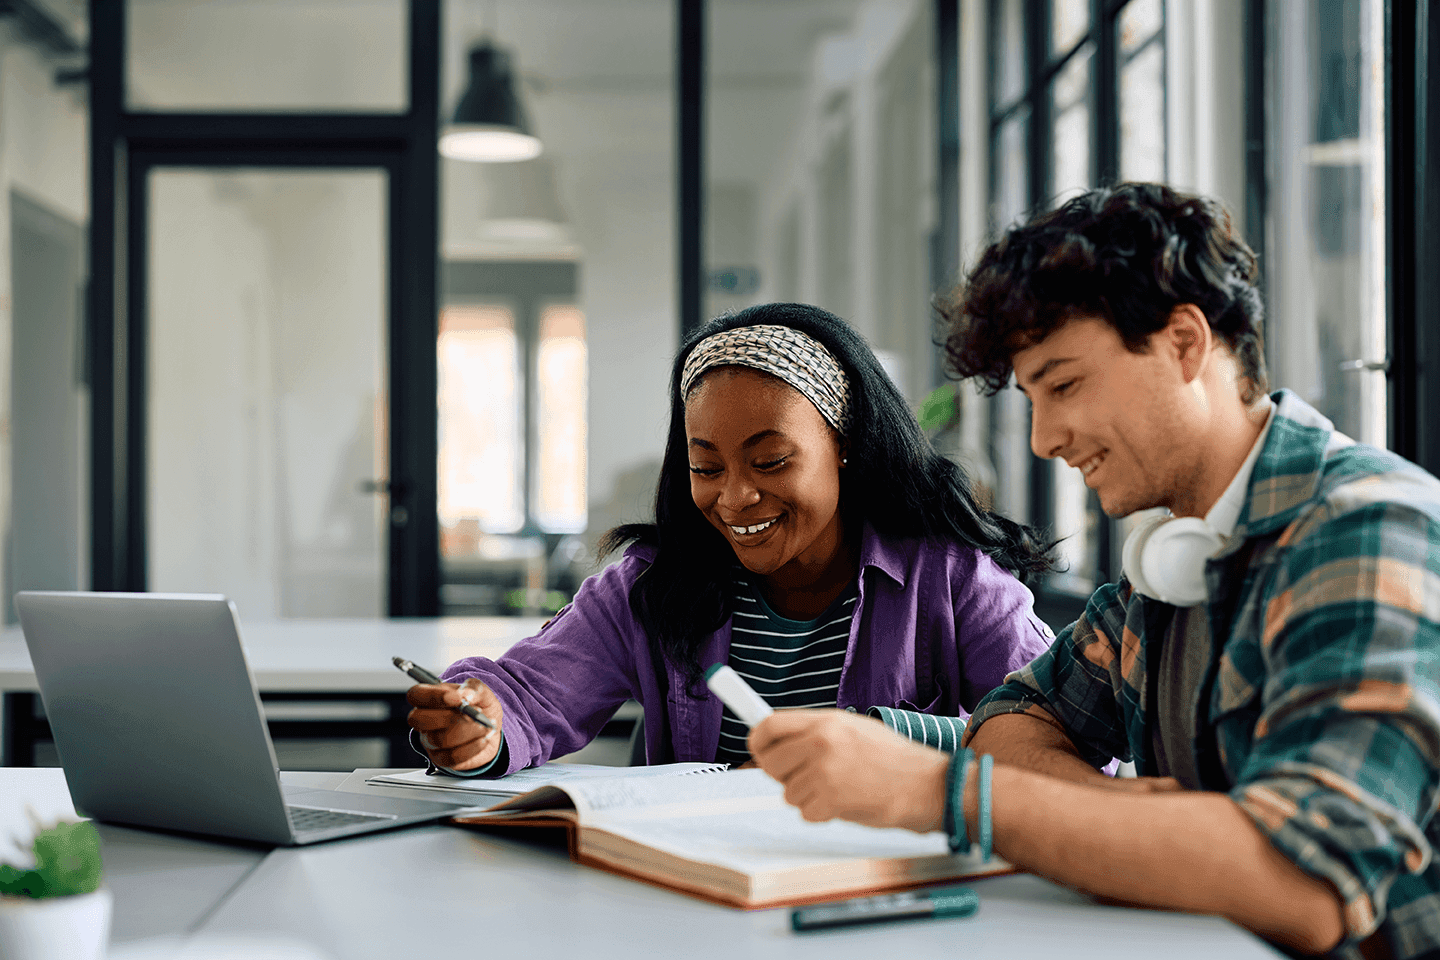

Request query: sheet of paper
[{"left": 367, "top": 760, "right": 728, "bottom": 797}]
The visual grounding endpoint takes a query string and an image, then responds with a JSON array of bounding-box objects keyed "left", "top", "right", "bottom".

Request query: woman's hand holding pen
[{"left": 405, "top": 678, "right": 504, "bottom": 771}]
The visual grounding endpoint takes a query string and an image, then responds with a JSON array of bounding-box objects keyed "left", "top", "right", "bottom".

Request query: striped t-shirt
[{"left": 714, "top": 575, "right": 858, "bottom": 767}]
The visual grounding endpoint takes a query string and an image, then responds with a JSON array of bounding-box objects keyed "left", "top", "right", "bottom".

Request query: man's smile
[{"left": 1072, "top": 450, "right": 1107, "bottom": 480}]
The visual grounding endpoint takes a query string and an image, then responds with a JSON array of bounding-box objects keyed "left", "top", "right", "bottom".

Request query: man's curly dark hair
[{"left": 937, "top": 182, "right": 1269, "bottom": 404}]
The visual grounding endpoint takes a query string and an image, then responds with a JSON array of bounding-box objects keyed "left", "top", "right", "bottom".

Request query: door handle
[
  {"left": 359, "top": 479, "right": 412, "bottom": 528},
  {"left": 1339, "top": 358, "right": 1390, "bottom": 374}
]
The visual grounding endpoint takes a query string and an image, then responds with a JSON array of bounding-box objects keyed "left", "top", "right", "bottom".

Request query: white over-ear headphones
[
  {"left": 1121, "top": 401, "right": 1283, "bottom": 607},
  {"left": 1121, "top": 512, "right": 1225, "bottom": 607},
  {"left": 1121, "top": 449, "right": 1256, "bottom": 606}
]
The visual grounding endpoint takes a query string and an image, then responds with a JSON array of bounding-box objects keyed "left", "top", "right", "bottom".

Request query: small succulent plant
[{"left": 0, "top": 820, "right": 103, "bottom": 899}]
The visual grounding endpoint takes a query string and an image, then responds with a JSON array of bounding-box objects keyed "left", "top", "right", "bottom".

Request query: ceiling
[{"left": 446, "top": 0, "right": 866, "bottom": 93}]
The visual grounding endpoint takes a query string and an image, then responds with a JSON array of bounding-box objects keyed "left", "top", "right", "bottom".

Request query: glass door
[{"left": 146, "top": 168, "right": 390, "bottom": 617}]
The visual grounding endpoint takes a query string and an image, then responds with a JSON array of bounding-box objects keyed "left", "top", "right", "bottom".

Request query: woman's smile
[{"left": 727, "top": 514, "right": 782, "bottom": 540}]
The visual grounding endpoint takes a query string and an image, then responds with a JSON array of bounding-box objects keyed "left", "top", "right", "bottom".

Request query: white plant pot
[{"left": 0, "top": 887, "right": 112, "bottom": 960}]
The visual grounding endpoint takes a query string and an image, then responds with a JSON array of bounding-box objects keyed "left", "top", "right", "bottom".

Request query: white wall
[
  {"left": 749, "top": 0, "right": 936, "bottom": 403},
  {"left": 0, "top": 30, "right": 89, "bottom": 608},
  {"left": 571, "top": 169, "right": 676, "bottom": 536}
]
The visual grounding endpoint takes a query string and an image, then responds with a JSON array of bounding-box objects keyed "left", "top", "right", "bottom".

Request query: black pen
[
  {"left": 392, "top": 656, "right": 497, "bottom": 731},
  {"left": 791, "top": 885, "right": 979, "bottom": 932}
]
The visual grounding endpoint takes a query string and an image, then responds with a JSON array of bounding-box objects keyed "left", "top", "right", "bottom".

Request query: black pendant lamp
[{"left": 440, "top": 43, "right": 542, "bottom": 163}]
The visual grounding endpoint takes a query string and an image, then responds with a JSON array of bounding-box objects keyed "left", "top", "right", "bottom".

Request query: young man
[{"left": 747, "top": 183, "right": 1440, "bottom": 958}]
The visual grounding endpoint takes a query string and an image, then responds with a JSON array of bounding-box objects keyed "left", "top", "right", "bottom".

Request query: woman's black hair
[{"left": 599, "top": 302, "right": 1056, "bottom": 685}]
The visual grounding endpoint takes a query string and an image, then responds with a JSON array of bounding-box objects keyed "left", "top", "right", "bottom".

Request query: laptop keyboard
[{"left": 286, "top": 804, "right": 399, "bottom": 835}]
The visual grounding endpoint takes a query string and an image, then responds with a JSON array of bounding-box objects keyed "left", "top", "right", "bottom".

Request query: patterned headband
[{"left": 680, "top": 324, "right": 852, "bottom": 434}]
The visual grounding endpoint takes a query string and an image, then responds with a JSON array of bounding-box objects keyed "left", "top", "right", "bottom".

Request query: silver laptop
[{"left": 16, "top": 591, "right": 483, "bottom": 846}]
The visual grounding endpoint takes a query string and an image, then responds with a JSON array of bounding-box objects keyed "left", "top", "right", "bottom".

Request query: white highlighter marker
[{"left": 704, "top": 664, "right": 774, "bottom": 726}]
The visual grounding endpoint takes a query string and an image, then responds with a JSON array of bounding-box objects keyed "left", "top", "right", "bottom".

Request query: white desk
[
  {"left": 0, "top": 767, "right": 266, "bottom": 947},
  {"left": 0, "top": 617, "right": 547, "bottom": 765},
  {"left": 1, "top": 767, "right": 1285, "bottom": 960}
]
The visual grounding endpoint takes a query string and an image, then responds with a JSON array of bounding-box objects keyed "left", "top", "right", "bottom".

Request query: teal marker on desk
[
  {"left": 791, "top": 885, "right": 979, "bottom": 932},
  {"left": 704, "top": 664, "right": 773, "bottom": 725}
]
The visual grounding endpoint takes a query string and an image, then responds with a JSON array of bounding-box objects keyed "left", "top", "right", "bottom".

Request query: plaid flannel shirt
[{"left": 960, "top": 390, "right": 1440, "bottom": 959}]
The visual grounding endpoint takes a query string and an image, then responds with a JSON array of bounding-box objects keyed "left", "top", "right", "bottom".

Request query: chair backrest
[{"left": 627, "top": 714, "right": 647, "bottom": 766}]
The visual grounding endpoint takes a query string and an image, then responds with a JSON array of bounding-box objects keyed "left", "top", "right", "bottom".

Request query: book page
[
  {"left": 481, "top": 768, "right": 784, "bottom": 820},
  {"left": 557, "top": 768, "right": 783, "bottom": 819},
  {"left": 591, "top": 802, "right": 954, "bottom": 872},
  {"left": 367, "top": 760, "right": 726, "bottom": 797}
]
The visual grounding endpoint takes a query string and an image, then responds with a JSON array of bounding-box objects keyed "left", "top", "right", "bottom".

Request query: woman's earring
[{"left": 841, "top": 457, "right": 848, "bottom": 466}]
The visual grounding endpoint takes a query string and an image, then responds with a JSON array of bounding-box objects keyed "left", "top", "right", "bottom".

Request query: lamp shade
[{"left": 440, "top": 44, "right": 542, "bottom": 162}]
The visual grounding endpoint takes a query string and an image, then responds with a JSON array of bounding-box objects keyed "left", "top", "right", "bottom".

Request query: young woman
[{"left": 407, "top": 302, "right": 1057, "bottom": 775}]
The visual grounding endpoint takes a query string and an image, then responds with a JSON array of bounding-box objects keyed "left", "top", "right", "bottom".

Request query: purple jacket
[{"left": 442, "top": 524, "right": 1054, "bottom": 773}]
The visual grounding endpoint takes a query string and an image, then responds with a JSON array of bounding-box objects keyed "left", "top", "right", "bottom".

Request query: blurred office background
[{"left": 0, "top": 0, "right": 1436, "bottom": 637}]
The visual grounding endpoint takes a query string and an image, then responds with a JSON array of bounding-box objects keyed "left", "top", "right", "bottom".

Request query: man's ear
[{"left": 1163, "top": 304, "right": 1213, "bottom": 384}]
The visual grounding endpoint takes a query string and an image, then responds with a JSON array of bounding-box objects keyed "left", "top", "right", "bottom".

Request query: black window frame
[
  {"left": 985, "top": 0, "right": 1165, "bottom": 626},
  {"left": 87, "top": 0, "right": 443, "bottom": 615},
  {"left": 1383, "top": 0, "right": 1440, "bottom": 477}
]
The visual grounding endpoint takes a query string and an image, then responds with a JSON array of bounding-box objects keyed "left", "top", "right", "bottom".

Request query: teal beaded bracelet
[
  {"left": 978, "top": 753, "right": 994, "bottom": 862},
  {"left": 945, "top": 748, "right": 974, "bottom": 854}
]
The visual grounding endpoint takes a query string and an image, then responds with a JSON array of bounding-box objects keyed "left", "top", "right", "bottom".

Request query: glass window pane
[
  {"left": 987, "top": 90, "right": 1028, "bottom": 577},
  {"left": 1047, "top": 43, "right": 1098, "bottom": 587},
  {"left": 148, "top": 169, "right": 388, "bottom": 618},
  {"left": 1268, "top": 0, "right": 1386, "bottom": 446},
  {"left": 1052, "top": 0, "right": 1090, "bottom": 58},
  {"left": 993, "top": 107, "right": 1030, "bottom": 232},
  {"left": 1051, "top": 44, "right": 1093, "bottom": 203},
  {"left": 1051, "top": 461, "right": 1096, "bottom": 592},
  {"left": 1119, "top": 0, "right": 1165, "bottom": 54},
  {"left": 995, "top": 0, "right": 1028, "bottom": 108},
  {"left": 1120, "top": 41, "right": 1167, "bottom": 181},
  {"left": 993, "top": 388, "right": 1032, "bottom": 525},
  {"left": 706, "top": 4, "right": 935, "bottom": 391},
  {"left": 440, "top": 3, "right": 673, "bottom": 616},
  {"left": 438, "top": 305, "right": 523, "bottom": 538},
  {"left": 535, "top": 305, "right": 587, "bottom": 534},
  {"left": 127, "top": 0, "right": 407, "bottom": 112}
]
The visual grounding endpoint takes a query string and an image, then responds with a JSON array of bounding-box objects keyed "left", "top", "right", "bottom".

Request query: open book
[
  {"left": 366, "top": 761, "right": 728, "bottom": 797},
  {"left": 452, "top": 768, "right": 1011, "bottom": 908}
]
